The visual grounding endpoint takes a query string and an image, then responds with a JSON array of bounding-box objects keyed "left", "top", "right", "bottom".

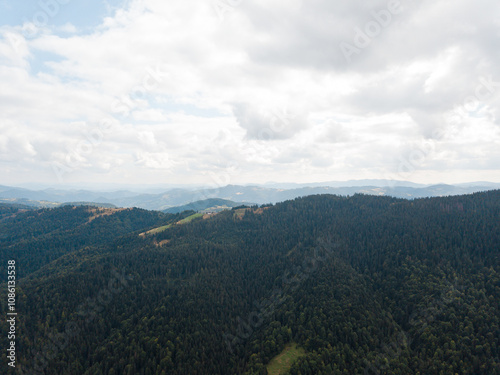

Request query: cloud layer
[{"left": 1, "top": 0, "right": 499, "bottom": 186}]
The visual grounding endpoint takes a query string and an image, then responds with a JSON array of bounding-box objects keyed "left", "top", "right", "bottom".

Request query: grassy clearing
[
  {"left": 139, "top": 224, "right": 172, "bottom": 236},
  {"left": 144, "top": 224, "right": 172, "bottom": 235},
  {"left": 176, "top": 212, "right": 203, "bottom": 224},
  {"left": 233, "top": 206, "right": 269, "bottom": 219},
  {"left": 87, "top": 207, "right": 127, "bottom": 223},
  {"left": 139, "top": 213, "right": 203, "bottom": 237},
  {"left": 266, "top": 343, "right": 306, "bottom": 375},
  {"left": 233, "top": 208, "right": 247, "bottom": 219}
]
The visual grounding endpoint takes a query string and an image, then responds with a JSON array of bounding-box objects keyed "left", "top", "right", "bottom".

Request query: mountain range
[{"left": 1, "top": 180, "right": 500, "bottom": 211}]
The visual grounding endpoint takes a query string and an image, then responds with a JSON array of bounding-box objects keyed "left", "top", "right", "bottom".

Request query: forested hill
[
  {"left": 0, "top": 205, "right": 181, "bottom": 279},
  {"left": 0, "top": 192, "right": 499, "bottom": 374}
]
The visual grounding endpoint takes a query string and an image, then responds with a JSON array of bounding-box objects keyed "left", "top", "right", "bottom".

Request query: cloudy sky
[{"left": 1, "top": 0, "right": 499, "bottom": 188}]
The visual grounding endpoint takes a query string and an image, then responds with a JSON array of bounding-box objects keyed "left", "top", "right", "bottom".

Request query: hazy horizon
[{"left": 3, "top": 178, "right": 500, "bottom": 195}]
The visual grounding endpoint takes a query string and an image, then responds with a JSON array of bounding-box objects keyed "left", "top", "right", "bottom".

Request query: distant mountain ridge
[
  {"left": 0, "top": 198, "right": 116, "bottom": 209},
  {"left": 1, "top": 181, "right": 499, "bottom": 210}
]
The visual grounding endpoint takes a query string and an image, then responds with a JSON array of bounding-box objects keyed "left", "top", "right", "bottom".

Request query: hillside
[
  {"left": 0, "top": 191, "right": 499, "bottom": 374},
  {"left": 0, "top": 203, "right": 35, "bottom": 222},
  {"left": 0, "top": 205, "right": 178, "bottom": 279},
  {"left": 162, "top": 198, "right": 255, "bottom": 214}
]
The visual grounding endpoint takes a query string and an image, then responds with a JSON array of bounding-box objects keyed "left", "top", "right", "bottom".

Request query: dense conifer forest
[{"left": 0, "top": 191, "right": 499, "bottom": 374}]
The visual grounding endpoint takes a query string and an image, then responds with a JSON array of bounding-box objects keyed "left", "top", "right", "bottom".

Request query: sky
[{"left": 0, "top": 0, "right": 499, "bottom": 188}]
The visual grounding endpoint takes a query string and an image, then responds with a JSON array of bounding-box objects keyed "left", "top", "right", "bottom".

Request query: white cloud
[{"left": 0, "top": 0, "right": 499, "bottom": 186}]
